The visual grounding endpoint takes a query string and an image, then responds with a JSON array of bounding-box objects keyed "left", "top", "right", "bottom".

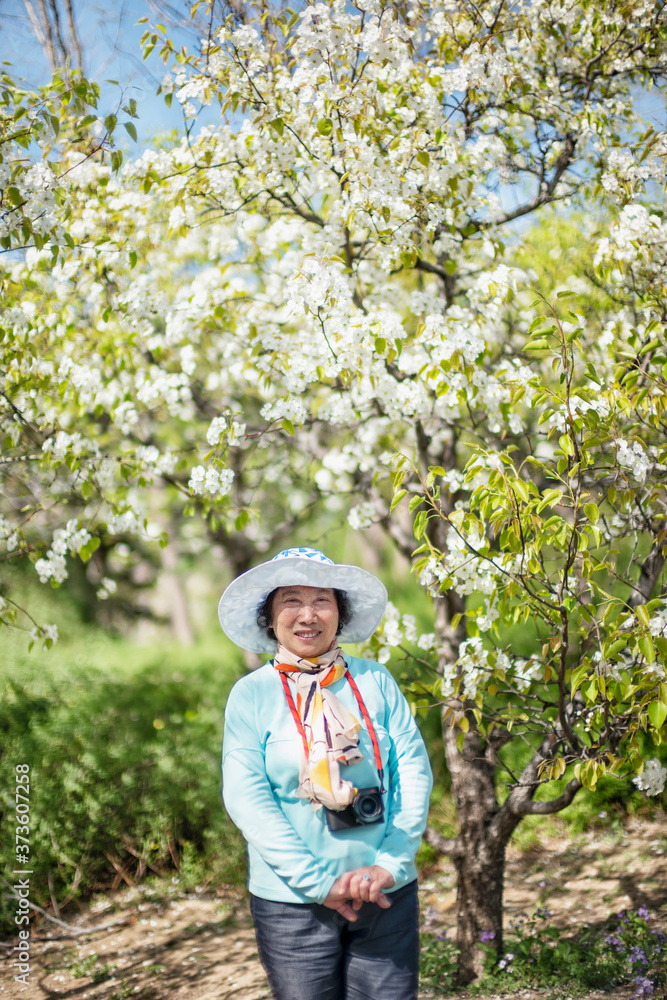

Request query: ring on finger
[{"left": 362, "top": 874, "right": 371, "bottom": 881}]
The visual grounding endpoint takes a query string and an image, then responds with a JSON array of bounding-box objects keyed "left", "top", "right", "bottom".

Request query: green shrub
[{"left": 0, "top": 641, "right": 246, "bottom": 933}]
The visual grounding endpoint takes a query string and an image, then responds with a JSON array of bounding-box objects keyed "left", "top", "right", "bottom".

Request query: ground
[{"left": 2, "top": 819, "right": 665, "bottom": 1000}]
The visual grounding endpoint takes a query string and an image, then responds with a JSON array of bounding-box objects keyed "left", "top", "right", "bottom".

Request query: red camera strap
[{"left": 278, "top": 669, "right": 385, "bottom": 793}]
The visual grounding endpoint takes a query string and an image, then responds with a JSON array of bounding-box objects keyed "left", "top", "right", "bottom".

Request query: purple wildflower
[
  {"left": 632, "top": 976, "right": 654, "bottom": 999},
  {"left": 637, "top": 906, "right": 650, "bottom": 920},
  {"left": 480, "top": 931, "right": 496, "bottom": 943},
  {"left": 605, "top": 934, "right": 624, "bottom": 952}
]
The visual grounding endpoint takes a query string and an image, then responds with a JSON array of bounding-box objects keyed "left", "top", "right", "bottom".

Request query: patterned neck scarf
[{"left": 274, "top": 643, "right": 363, "bottom": 810}]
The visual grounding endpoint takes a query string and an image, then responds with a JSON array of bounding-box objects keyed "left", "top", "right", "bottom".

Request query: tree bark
[
  {"left": 442, "top": 722, "right": 519, "bottom": 982},
  {"left": 160, "top": 537, "right": 194, "bottom": 645},
  {"left": 434, "top": 590, "right": 522, "bottom": 983}
]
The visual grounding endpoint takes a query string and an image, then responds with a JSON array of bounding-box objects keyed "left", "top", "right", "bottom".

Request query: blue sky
[{"left": 0, "top": 0, "right": 217, "bottom": 146}]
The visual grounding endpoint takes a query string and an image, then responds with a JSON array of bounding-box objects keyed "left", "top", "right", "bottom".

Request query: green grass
[{"left": 1, "top": 583, "right": 249, "bottom": 934}]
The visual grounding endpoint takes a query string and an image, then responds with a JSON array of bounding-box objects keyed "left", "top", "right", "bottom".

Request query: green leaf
[
  {"left": 604, "top": 637, "right": 627, "bottom": 659},
  {"left": 570, "top": 662, "right": 589, "bottom": 696},
  {"left": 559, "top": 433, "right": 574, "bottom": 457},
  {"left": 581, "top": 678, "right": 598, "bottom": 703},
  {"left": 584, "top": 362, "right": 602, "bottom": 385},
  {"left": 123, "top": 121, "right": 138, "bottom": 142},
  {"left": 538, "top": 488, "right": 562, "bottom": 513},
  {"left": 269, "top": 117, "right": 284, "bottom": 136},
  {"left": 413, "top": 510, "right": 428, "bottom": 540},
  {"left": 390, "top": 489, "right": 408, "bottom": 512},
  {"left": 281, "top": 418, "right": 294, "bottom": 436},
  {"left": 104, "top": 113, "right": 117, "bottom": 133},
  {"left": 638, "top": 635, "right": 655, "bottom": 664},
  {"left": 584, "top": 502, "right": 599, "bottom": 524},
  {"left": 79, "top": 536, "right": 101, "bottom": 563},
  {"left": 524, "top": 339, "right": 550, "bottom": 351},
  {"left": 648, "top": 700, "right": 667, "bottom": 730},
  {"left": 635, "top": 605, "right": 650, "bottom": 628},
  {"left": 317, "top": 118, "right": 333, "bottom": 136},
  {"left": 416, "top": 150, "right": 430, "bottom": 166}
]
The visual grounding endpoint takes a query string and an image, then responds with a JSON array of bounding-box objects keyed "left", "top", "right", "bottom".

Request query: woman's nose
[{"left": 298, "top": 605, "right": 317, "bottom": 621}]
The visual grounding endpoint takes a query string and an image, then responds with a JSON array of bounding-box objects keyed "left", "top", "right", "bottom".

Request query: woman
[{"left": 219, "top": 547, "right": 433, "bottom": 1000}]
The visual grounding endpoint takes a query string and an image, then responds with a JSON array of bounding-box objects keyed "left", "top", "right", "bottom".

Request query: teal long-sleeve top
[{"left": 222, "top": 654, "right": 433, "bottom": 904}]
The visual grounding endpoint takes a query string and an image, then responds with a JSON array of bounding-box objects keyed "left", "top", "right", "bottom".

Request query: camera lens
[{"left": 353, "top": 790, "right": 383, "bottom": 823}]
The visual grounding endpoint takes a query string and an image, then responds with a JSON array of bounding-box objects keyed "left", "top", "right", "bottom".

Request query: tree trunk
[
  {"left": 442, "top": 722, "right": 516, "bottom": 982},
  {"left": 160, "top": 538, "right": 194, "bottom": 644},
  {"left": 453, "top": 835, "right": 506, "bottom": 981},
  {"left": 434, "top": 593, "right": 520, "bottom": 983}
]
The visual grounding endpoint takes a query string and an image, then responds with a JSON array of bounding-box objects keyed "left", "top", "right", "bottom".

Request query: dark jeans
[{"left": 250, "top": 880, "right": 419, "bottom": 1000}]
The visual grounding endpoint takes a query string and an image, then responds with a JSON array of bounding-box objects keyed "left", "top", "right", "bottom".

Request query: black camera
[{"left": 324, "top": 787, "right": 384, "bottom": 832}]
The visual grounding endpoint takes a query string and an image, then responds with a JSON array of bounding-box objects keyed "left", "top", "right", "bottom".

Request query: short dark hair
[{"left": 256, "top": 588, "right": 353, "bottom": 642}]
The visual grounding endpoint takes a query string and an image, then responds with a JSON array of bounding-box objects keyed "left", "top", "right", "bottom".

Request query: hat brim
[{"left": 218, "top": 556, "right": 388, "bottom": 654}]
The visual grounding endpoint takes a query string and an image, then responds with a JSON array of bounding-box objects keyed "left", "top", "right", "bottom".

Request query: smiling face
[{"left": 271, "top": 585, "right": 339, "bottom": 658}]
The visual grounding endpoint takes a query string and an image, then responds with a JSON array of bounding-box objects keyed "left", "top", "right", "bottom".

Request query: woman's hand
[
  {"left": 347, "top": 865, "right": 395, "bottom": 910},
  {"left": 322, "top": 866, "right": 395, "bottom": 920},
  {"left": 322, "top": 873, "right": 359, "bottom": 922}
]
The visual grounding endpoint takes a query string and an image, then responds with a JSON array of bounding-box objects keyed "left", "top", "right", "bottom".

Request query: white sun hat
[{"left": 218, "top": 547, "right": 388, "bottom": 654}]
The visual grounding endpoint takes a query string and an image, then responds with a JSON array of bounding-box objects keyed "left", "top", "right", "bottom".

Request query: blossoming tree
[
  {"left": 1, "top": 67, "right": 345, "bottom": 640},
  {"left": 2, "top": 0, "right": 667, "bottom": 982},
  {"left": 136, "top": 0, "right": 667, "bottom": 979}
]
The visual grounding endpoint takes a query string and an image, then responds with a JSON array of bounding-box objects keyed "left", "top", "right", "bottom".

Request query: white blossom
[{"left": 633, "top": 759, "right": 667, "bottom": 797}]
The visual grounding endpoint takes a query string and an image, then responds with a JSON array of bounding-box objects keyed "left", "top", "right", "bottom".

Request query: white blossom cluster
[
  {"left": 188, "top": 465, "right": 235, "bottom": 497},
  {"left": 616, "top": 438, "right": 651, "bottom": 484},
  {"left": 633, "top": 759, "right": 667, "bottom": 797},
  {"left": 97, "top": 577, "right": 118, "bottom": 600},
  {"left": 443, "top": 638, "right": 512, "bottom": 701},
  {"left": 649, "top": 609, "right": 667, "bottom": 637},
  {"left": 206, "top": 416, "right": 246, "bottom": 447},
  {"left": 34, "top": 521, "right": 92, "bottom": 585},
  {"left": 0, "top": 161, "right": 58, "bottom": 240},
  {"left": 347, "top": 502, "right": 379, "bottom": 531},
  {"left": 29, "top": 623, "right": 59, "bottom": 647},
  {"left": 370, "top": 602, "right": 437, "bottom": 664}
]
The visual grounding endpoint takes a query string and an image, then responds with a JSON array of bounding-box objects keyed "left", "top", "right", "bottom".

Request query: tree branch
[
  {"left": 519, "top": 777, "right": 582, "bottom": 815},
  {"left": 423, "top": 825, "right": 461, "bottom": 858}
]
